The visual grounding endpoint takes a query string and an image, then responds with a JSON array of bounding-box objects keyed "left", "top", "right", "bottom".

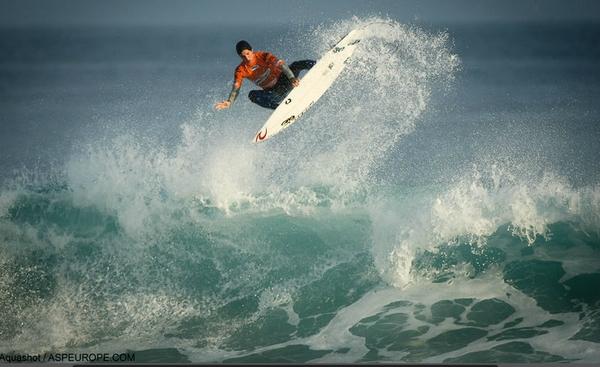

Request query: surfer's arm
[
  {"left": 227, "top": 84, "right": 240, "bottom": 104},
  {"left": 266, "top": 52, "right": 299, "bottom": 87},
  {"left": 279, "top": 62, "right": 300, "bottom": 87},
  {"left": 215, "top": 69, "right": 244, "bottom": 110},
  {"left": 215, "top": 84, "right": 240, "bottom": 110}
]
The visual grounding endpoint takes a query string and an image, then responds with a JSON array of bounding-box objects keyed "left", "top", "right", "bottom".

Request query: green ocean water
[{"left": 1, "top": 179, "right": 599, "bottom": 362}]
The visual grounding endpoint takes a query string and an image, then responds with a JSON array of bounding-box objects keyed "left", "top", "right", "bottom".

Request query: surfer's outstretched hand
[
  {"left": 215, "top": 100, "right": 231, "bottom": 110},
  {"left": 291, "top": 78, "right": 300, "bottom": 87}
]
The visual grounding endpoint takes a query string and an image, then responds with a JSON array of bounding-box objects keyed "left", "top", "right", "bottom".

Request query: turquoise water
[{"left": 1, "top": 17, "right": 600, "bottom": 363}]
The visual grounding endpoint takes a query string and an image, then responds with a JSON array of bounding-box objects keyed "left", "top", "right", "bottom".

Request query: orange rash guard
[{"left": 234, "top": 51, "right": 284, "bottom": 90}]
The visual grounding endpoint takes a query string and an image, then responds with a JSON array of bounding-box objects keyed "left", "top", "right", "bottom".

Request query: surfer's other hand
[
  {"left": 215, "top": 100, "right": 231, "bottom": 110},
  {"left": 291, "top": 78, "right": 300, "bottom": 87}
]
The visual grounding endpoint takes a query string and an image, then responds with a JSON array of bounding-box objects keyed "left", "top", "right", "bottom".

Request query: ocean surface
[{"left": 1, "top": 17, "right": 600, "bottom": 363}]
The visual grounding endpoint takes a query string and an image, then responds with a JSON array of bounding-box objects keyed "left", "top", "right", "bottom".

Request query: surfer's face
[{"left": 240, "top": 49, "right": 255, "bottom": 63}]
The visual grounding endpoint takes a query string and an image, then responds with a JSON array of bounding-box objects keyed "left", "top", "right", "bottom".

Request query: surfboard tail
[{"left": 254, "top": 128, "right": 268, "bottom": 143}]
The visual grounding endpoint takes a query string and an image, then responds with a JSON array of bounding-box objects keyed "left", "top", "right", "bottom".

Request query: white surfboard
[{"left": 253, "top": 28, "right": 364, "bottom": 143}]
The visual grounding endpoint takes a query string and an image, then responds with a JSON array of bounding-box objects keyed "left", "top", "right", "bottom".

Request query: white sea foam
[{"left": 370, "top": 165, "right": 600, "bottom": 288}]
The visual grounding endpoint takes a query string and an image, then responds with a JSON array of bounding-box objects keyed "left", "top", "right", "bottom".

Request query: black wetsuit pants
[{"left": 248, "top": 60, "right": 316, "bottom": 110}]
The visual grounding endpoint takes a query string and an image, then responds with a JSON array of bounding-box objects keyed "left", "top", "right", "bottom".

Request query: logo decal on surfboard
[
  {"left": 255, "top": 128, "right": 268, "bottom": 142},
  {"left": 281, "top": 115, "right": 296, "bottom": 127}
]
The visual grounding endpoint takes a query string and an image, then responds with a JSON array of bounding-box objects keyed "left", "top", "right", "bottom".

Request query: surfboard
[{"left": 253, "top": 28, "right": 364, "bottom": 143}]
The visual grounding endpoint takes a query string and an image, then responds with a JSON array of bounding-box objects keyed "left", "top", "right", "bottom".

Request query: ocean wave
[{"left": 370, "top": 164, "right": 600, "bottom": 288}]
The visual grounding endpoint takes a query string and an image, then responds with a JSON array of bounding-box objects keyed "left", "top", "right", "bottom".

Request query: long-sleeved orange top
[{"left": 234, "top": 51, "right": 284, "bottom": 90}]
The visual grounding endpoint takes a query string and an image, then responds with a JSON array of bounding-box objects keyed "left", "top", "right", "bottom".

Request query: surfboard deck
[{"left": 253, "top": 28, "right": 364, "bottom": 143}]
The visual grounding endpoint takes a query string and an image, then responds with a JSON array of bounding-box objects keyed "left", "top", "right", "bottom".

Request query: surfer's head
[
  {"left": 236, "top": 40, "right": 252, "bottom": 56},
  {"left": 236, "top": 40, "right": 254, "bottom": 63}
]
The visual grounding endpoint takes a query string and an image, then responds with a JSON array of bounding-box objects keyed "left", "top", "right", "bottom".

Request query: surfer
[{"left": 215, "top": 40, "right": 315, "bottom": 110}]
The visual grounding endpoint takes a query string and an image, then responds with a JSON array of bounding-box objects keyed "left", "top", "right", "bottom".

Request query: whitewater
[{"left": 1, "top": 17, "right": 599, "bottom": 363}]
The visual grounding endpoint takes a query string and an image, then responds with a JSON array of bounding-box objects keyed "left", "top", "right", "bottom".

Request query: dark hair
[{"left": 236, "top": 40, "right": 252, "bottom": 55}]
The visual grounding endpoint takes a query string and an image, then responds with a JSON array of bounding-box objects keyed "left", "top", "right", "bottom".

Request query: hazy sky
[{"left": 1, "top": 0, "right": 600, "bottom": 27}]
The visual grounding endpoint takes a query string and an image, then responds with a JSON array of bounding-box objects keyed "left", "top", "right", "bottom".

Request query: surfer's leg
[
  {"left": 248, "top": 90, "right": 279, "bottom": 110},
  {"left": 289, "top": 60, "right": 316, "bottom": 77}
]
